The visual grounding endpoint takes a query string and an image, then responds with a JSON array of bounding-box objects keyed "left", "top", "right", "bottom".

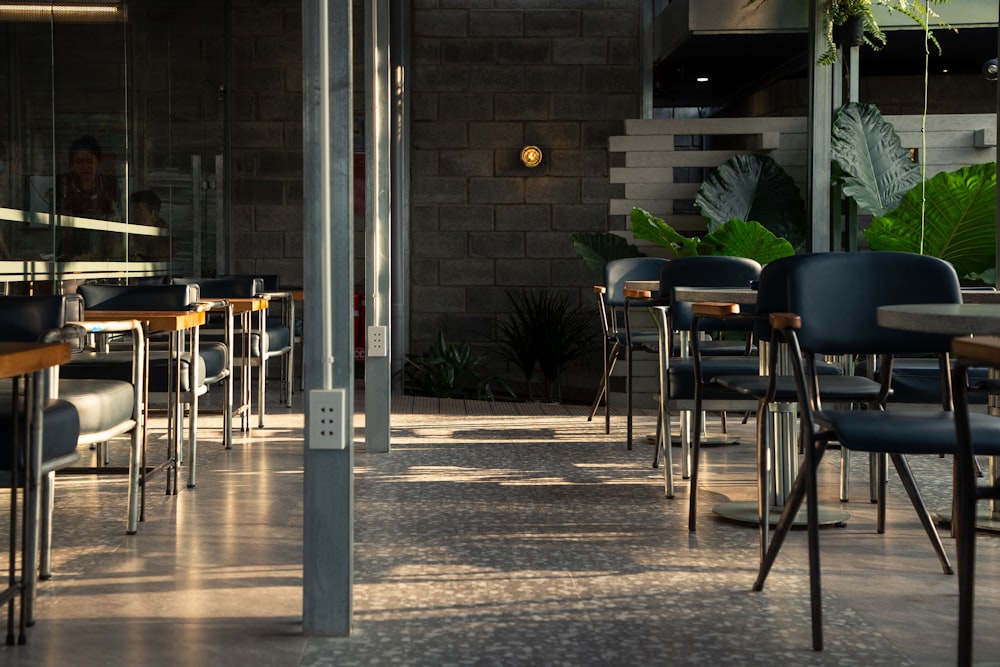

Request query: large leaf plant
[
  {"left": 570, "top": 231, "right": 644, "bottom": 270},
  {"left": 831, "top": 101, "right": 921, "bottom": 216},
  {"left": 694, "top": 153, "right": 806, "bottom": 250},
  {"left": 630, "top": 207, "right": 795, "bottom": 266},
  {"left": 864, "top": 162, "right": 997, "bottom": 283}
]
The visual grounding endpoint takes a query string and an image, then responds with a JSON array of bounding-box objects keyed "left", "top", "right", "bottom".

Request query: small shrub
[
  {"left": 495, "top": 289, "right": 595, "bottom": 401},
  {"left": 404, "top": 330, "right": 512, "bottom": 400}
]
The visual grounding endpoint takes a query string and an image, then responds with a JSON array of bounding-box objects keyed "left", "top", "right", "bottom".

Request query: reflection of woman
[
  {"left": 59, "top": 135, "right": 118, "bottom": 218},
  {"left": 57, "top": 135, "right": 119, "bottom": 259}
]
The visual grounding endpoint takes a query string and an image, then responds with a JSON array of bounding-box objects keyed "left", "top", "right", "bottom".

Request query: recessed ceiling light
[{"left": 696, "top": 77, "right": 709, "bottom": 83}]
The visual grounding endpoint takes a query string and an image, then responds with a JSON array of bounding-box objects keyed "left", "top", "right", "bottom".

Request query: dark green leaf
[
  {"left": 694, "top": 154, "right": 806, "bottom": 248},
  {"left": 831, "top": 102, "right": 922, "bottom": 216},
  {"left": 570, "top": 232, "right": 644, "bottom": 270}
]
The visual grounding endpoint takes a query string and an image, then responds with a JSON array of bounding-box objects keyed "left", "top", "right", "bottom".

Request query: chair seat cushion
[
  {"left": 198, "top": 342, "right": 228, "bottom": 383},
  {"left": 668, "top": 355, "right": 844, "bottom": 401},
  {"left": 0, "top": 396, "right": 80, "bottom": 470},
  {"left": 816, "top": 409, "right": 1000, "bottom": 455},
  {"left": 63, "top": 349, "right": 207, "bottom": 392},
  {"left": 667, "top": 357, "right": 760, "bottom": 400},
  {"left": 202, "top": 324, "right": 290, "bottom": 358},
  {"left": 857, "top": 357, "right": 990, "bottom": 405},
  {"left": 58, "top": 378, "right": 134, "bottom": 436},
  {"left": 714, "top": 374, "right": 881, "bottom": 403}
]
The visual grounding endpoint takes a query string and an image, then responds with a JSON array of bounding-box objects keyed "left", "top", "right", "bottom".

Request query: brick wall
[
  {"left": 229, "top": 0, "right": 308, "bottom": 283},
  {"left": 409, "top": 1, "right": 642, "bottom": 359},
  {"left": 229, "top": 0, "right": 641, "bottom": 396}
]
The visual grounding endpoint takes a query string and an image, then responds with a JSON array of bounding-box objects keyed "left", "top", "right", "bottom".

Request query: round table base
[
  {"left": 713, "top": 500, "right": 850, "bottom": 527},
  {"left": 645, "top": 433, "right": 741, "bottom": 446},
  {"left": 933, "top": 505, "right": 1000, "bottom": 532}
]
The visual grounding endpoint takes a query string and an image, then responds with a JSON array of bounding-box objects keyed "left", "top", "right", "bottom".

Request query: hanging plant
[{"left": 744, "top": 0, "right": 953, "bottom": 66}]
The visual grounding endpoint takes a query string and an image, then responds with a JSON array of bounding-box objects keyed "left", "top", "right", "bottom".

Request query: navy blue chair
[
  {"left": 752, "top": 252, "right": 1000, "bottom": 653},
  {"left": 685, "top": 255, "right": 880, "bottom": 544},
  {"left": 0, "top": 294, "right": 142, "bottom": 538},
  {"left": 652, "top": 256, "right": 762, "bottom": 493},
  {"left": 70, "top": 284, "right": 224, "bottom": 489},
  {"left": 587, "top": 257, "right": 669, "bottom": 446},
  {"left": 217, "top": 274, "right": 297, "bottom": 401}
]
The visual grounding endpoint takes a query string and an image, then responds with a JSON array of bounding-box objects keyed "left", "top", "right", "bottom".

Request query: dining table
[
  {"left": 878, "top": 300, "right": 1000, "bottom": 530},
  {"left": 0, "top": 341, "right": 72, "bottom": 643},
  {"left": 670, "top": 285, "right": 851, "bottom": 528},
  {"left": 82, "top": 309, "right": 207, "bottom": 492},
  {"left": 204, "top": 296, "right": 267, "bottom": 439}
]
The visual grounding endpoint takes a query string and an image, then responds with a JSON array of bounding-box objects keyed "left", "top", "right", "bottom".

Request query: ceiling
[{"left": 654, "top": 26, "right": 1000, "bottom": 111}]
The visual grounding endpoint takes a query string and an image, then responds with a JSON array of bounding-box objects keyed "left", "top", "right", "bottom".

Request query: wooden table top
[
  {"left": 208, "top": 297, "right": 267, "bottom": 314},
  {"left": 85, "top": 309, "right": 207, "bottom": 332},
  {"left": 0, "top": 342, "right": 71, "bottom": 378}
]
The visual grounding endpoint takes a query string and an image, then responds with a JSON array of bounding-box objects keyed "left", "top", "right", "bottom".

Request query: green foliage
[
  {"left": 404, "top": 330, "right": 513, "bottom": 401},
  {"left": 570, "top": 232, "right": 645, "bottom": 270},
  {"left": 631, "top": 207, "right": 709, "bottom": 257},
  {"left": 745, "top": 0, "right": 952, "bottom": 66},
  {"left": 831, "top": 102, "right": 922, "bottom": 216},
  {"left": 694, "top": 153, "right": 806, "bottom": 248},
  {"left": 631, "top": 208, "right": 794, "bottom": 265},
  {"left": 704, "top": 218, "right": 797, "bottom": 265},
  {"left": 864, "top": 162, "right": 997, "bottom": 282},
  {"left": 495, "top": 289, "right": 595, "bottom": 401}
]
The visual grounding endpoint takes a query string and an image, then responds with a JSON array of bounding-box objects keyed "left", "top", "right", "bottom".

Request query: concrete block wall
[
  {"left": 409, "top": 0, "right": 643, "bottom": 370},
  {"left": 229, "top": 0, "right": 310, "bottom": 284}
]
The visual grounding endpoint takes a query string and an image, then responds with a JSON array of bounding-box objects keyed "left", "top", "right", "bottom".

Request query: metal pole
[
  {"left": 302, "top": 0, "right": 354, "bottom": 636},
  {"left": 389, "top": 0, "right": 410, "bottom": 394},
  {"left": 807, "top": 0, "right": 832, "bottom": 252},
  {"left": 365, "top": 0, "right": 392, "bottom": 453}
]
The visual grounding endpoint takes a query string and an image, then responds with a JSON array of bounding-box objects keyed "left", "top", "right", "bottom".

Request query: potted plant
[{"left": 745, "top": 0, "right": 952, "bottom": 66}]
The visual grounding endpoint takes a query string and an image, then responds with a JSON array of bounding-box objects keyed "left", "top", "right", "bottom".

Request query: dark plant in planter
[
  {"left": 495, "top": 289, "right": 596, "bottom": 401},
  {"left": 404, "top": 330, "right": 512, "bottom": 400}
]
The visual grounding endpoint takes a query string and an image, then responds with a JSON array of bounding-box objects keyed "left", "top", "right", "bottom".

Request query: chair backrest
[
  {"left": 660, "top": 255, "right": 762, "bottom": 330},
  {"left": 0, "top": 295, "right": 69, "bottom": 341},
  {"left": 78, "top": 284, "right": 198, "bottom": 311},
  {"left": 218, "top": 274, "right": 280, "bottom": 291},
  {"left": 172, "top": 277, "right": 260, "bottom": 299},
  {"left": 780, "top": 251, "right": 961, "bottom": 355},
  {"left": 603, "top": 257, "right": 670, "bottom": 307}
]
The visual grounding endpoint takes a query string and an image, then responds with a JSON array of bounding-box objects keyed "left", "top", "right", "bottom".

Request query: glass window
[{"left": 0, "top": 0, "right": 226, "bottom": 291}]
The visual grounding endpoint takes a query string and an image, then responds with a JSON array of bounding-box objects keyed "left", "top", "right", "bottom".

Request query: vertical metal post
[
  {"left": 640, "top": 0, "right": 654, "bottom": 119},
  {"left": 845, "top": 45, "right": 860, "bottom": 252},
  {"left": 302, "top": 0, "right": 354, "bottom": 636},
  {"left": 191, "top": 155, "right": 203, "bottom": 276},
  {"left": 215, "top": 155, "right": 226, "bottom": 273},
  {"left": 995, "top": 5, "right": 1000, "bottom": 289},
  {"left": 365, "top": 0, "right": 391, "bottom": 453},
  {"left": 807, "top": 0, "right": 832, "bottom": 252},
  {"left": 389, "top": 0, "right": 410, "bottom": 394}
]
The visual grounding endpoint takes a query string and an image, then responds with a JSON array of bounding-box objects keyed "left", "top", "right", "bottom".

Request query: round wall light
[{"left": 520, "top": 145, "right": 542, "bottom": 168}]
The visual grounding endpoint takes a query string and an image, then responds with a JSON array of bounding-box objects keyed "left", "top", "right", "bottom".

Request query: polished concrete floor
[{"left": 2, "top": 386, "right": 1000, "bottom": 666}]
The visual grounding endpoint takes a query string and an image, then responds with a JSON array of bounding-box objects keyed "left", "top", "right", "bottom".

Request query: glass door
[{"left": 0, "top": 0, "right": 227, "bottom": 290}]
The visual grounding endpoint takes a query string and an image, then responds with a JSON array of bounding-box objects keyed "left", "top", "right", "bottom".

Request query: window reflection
[{"left": 0, "top": 1, "right": 225, "bottom": 286}]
